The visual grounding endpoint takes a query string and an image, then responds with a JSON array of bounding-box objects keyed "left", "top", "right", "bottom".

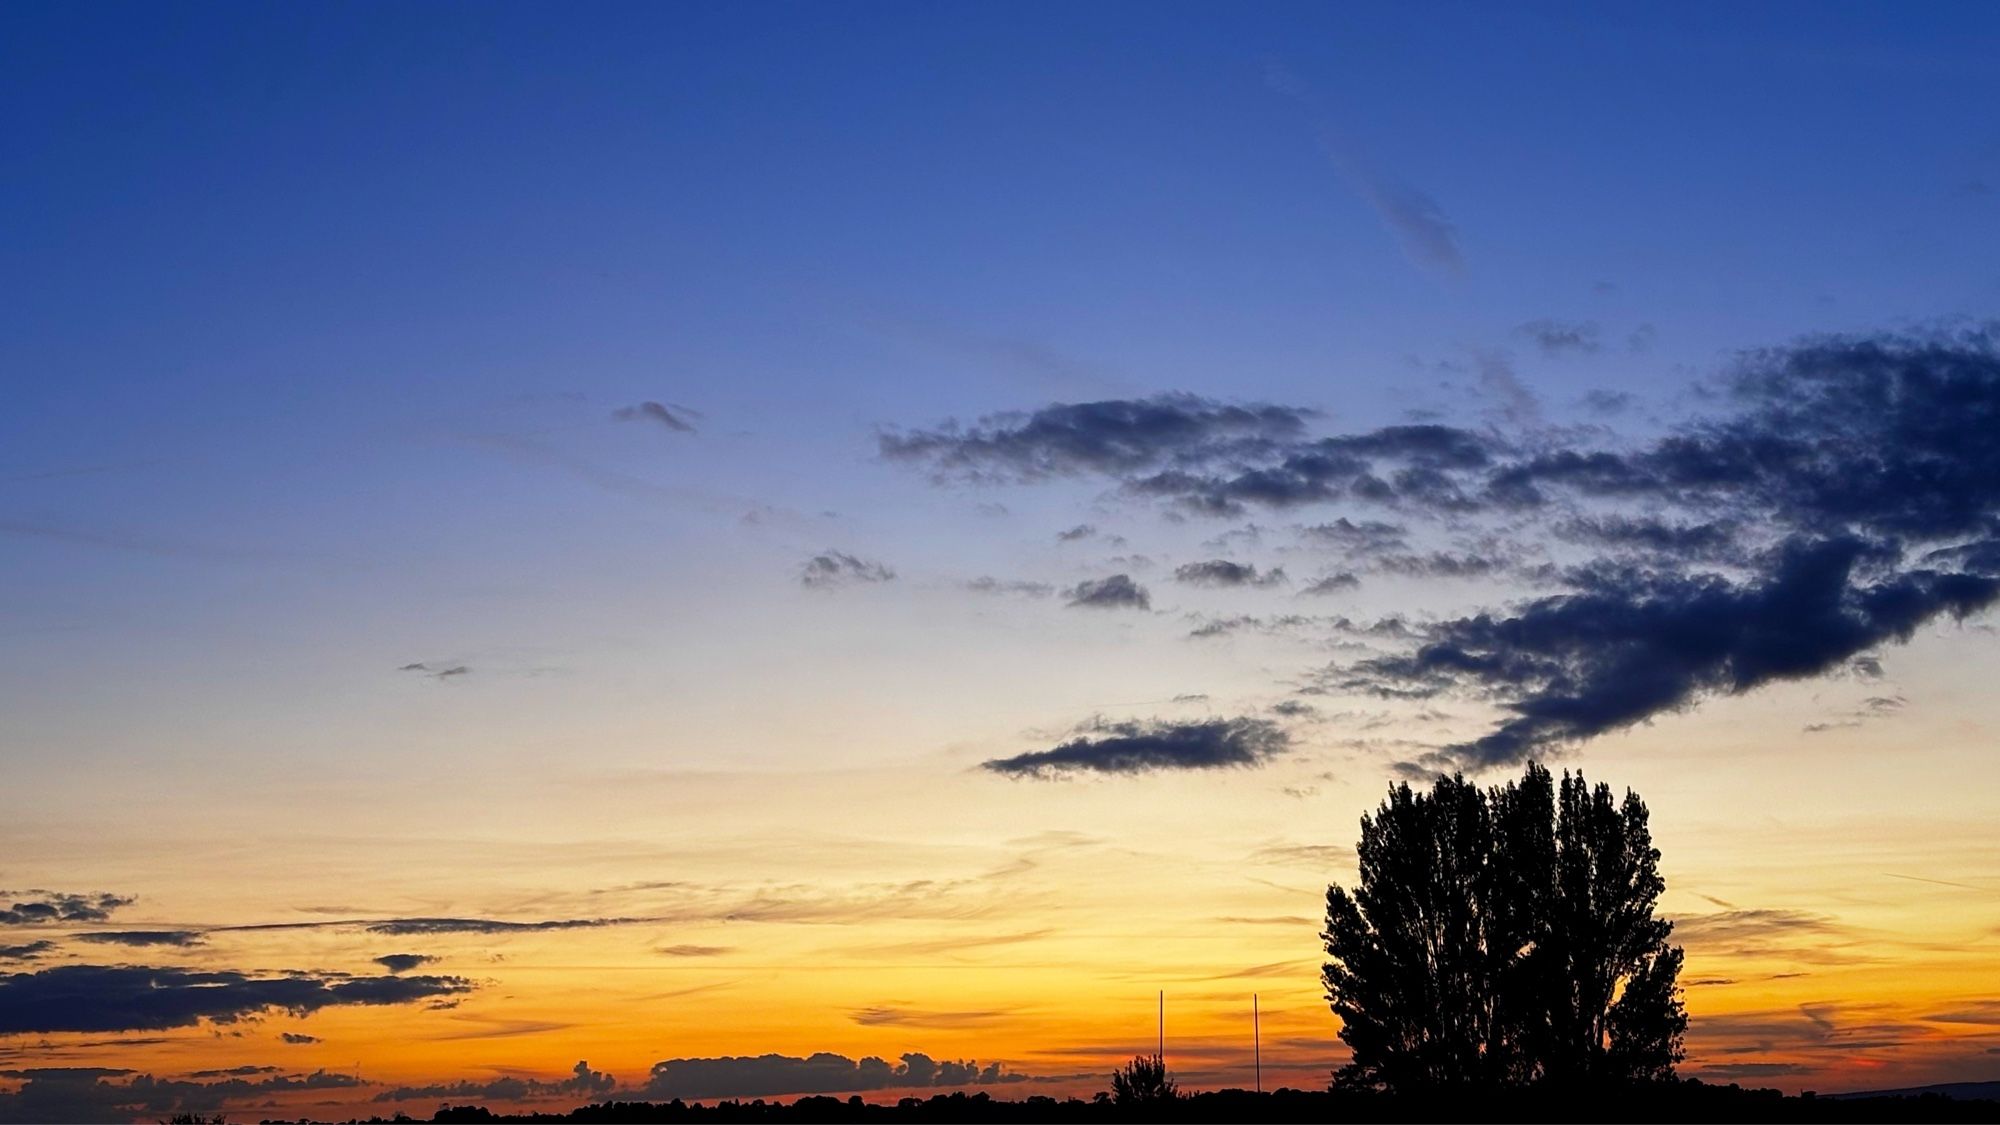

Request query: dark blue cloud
[
  {"left": 984, "top": 717, "right": 1290, "bottom": 777},
  {"left": 640, "top": 1051, "right": 1029, "bottom": 1101},
  {"left": 0, "top": 964, "right": 472, "bottom": 1034},
  {"left": 0, "top": 892, "right": 132, "bottom": 926}
]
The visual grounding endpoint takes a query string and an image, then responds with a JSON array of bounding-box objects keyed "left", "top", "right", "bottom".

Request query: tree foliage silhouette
[
  {"left": 1322, "top": 762, "right": 1685, "bottom": 1091},
  {"left": 1108, "top": 1054, "right": 1177, "bottom": 1106}
]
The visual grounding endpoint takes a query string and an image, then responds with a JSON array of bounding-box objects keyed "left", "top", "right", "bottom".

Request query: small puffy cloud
[
  {"left": 1063, "top": 574, "right": 1150, "bottom": 610},
  {"left": 0, "top": 892, "right": 133, "bottom": 926},
  {"left": 983, "top": 717, "right": 1290, "bottom": 778},
  {"left": 1172, "top": 560, "right": 1286, "bottom": 588},
  {"left": 612, "top": 401, "right": 698, "bottom": 433},
  {"left": 1301, "top": 572, "right": 1360, "bottom": 596},
  {"left": 372, "top": 954, "right": 436, "bottom": 974},
  {"left": 880, "top": 394, "right": 1314, "bottom": 483},
  {"left": 962, "top": 576, "right": 1054, "bottom": 597},
  {"left": 1517, "top": 318, "right": 1602, "bottom": 355},
  {"left": 800, "top": 551, "right": 896, "bottom": 590},
  {"left": 280, "top": 1032, "right": 321, "bottom": 1045},
  {"left": 0, "top": 941, "right": 57, "bottom": 962}
]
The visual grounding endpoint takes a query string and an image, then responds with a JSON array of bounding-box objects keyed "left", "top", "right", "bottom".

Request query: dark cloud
[
  {"left": 800, "top": 551, "right": 895, "bottom": 590},
  {"left": 1172, "top": 560, "right": 1286, "bottom": 588},
  {"left": 1300, "top": 572, "right": 1361, "bottom": 596},
  {"left": 612, "top": 401, "right": 698, "bottom": 433},
  {"left": 639, "top": 1051, "right": 1028, "bottom": 1101},
  {"left": 1298, "top": 518, "right": 1409, "bottom": 555},
  {"left": 895, "top": 327, "right": 2000, "bottom": 773},
  {"left": 0, "top": 1066, "right": 362, "bottom": 1123},
  {"left": 962, "top": 576, "right": 1054, "bottom": 597},
  {"left": 1360, "top": 535, "right": 1999, "bottom": 770},
  {"left": 1517, "top": 319, "right": 1602, "bottom": 355},
  {"left": 982, "top": 717, "right": 1289, "bottom": 778},
  {"left": 848, "top": 1006, "right": 1008, "bottom": 1029},
  {"left": 1056, "top": 523, "right": 1098, "bottom": 541},
  {"left": 397, "top": 662, "right": 470, "bottom": 680},
  {"left": 372, "top": 953, "right": 436, "bottom": 974},
  {"left": 1063, "top": 574, "right": 1150, "bottom": 610},
  {"left": 657, "top": 945, "right": 732, "bottom": 958},
  {"left": 362, "top": 916, "right": 640, "bottom": 936},
  {"left": 879, "top": 394, "right": 1314, "bottom": 484},
  {"left": 0, "top": 892, "right": 132, "bottom": 926},
  {"left": 280, "top": 1032, "right": 320, "bottom": 1044},
  {"left": 1581, "top": 388, "right": 1635, "bottom": 414},
  {"left": 1372, "top": 550, "right": 1506, "bottom": 579},
  {"left": 375, "top": 1060, "right": 615, "bottom": 1104},
  {"left": 0, "top": 942, "right": 55, "bottom": 962},
  {"left": 75, "top": 931, "right": 202, "bottom": 948},
  {"left": 0, "top": 964, "right": 472, "bottom": 1034}
]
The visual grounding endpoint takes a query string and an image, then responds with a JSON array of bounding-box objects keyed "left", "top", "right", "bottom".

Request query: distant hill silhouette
[{"left": 1830, "top": 1079, "right": 2000, "bottom": 1102}]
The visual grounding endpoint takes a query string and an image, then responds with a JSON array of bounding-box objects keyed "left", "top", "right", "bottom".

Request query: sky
[{"left": 4, "top": 0, "right": 2000, "bottom": 1119}]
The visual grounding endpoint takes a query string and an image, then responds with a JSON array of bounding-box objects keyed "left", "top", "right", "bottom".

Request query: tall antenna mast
[
  {"left": 1157, "top": 989, "right": 1164, "bottom": 1061},
  {"left": 1253, "top": 993, "right": 1262, "bottom": 1094}
]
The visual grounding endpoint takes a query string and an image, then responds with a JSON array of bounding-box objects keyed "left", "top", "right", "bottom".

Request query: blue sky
[{"left": 5, "top": 2, "right": 2000, "bottom": 1114}]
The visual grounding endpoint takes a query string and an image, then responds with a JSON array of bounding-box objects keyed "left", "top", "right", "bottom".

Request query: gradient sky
[{"left": 5, "top": 2, "right": 2000, "bottom": 1120}]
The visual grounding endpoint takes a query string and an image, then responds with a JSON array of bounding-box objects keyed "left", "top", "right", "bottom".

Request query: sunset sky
[{"left": 5, "top": 2, "right": 2000, "bottom": 1120}]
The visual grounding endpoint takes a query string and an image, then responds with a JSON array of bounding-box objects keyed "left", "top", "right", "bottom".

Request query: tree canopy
[{"left": 1322, "top": 762, "right": 1685, "bottom": 1091}]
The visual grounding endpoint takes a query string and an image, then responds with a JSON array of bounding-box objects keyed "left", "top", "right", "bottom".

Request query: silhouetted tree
[
  {"left": 1322, "top": 762, "right": 1684, "bottom": 1092},
  {"left": 1109, "top": 1053, "right": 1177, "bottom": 1106}
]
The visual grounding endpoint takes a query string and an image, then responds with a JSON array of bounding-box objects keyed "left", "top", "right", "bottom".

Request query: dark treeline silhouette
[
  {"left": 285, "top": 1083, "right": 1999, "bottom": 1125},
  {"left": 257, "top": 764, "right": 1998, "bottom": 1124}
]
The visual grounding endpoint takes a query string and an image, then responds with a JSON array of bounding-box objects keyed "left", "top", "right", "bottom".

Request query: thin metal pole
[
  {"left": 1254, "top": 993, "right": 1261, "bottom": 1093},
  {"left": 1158, "top": 989, "right": 1164, "bottom": 1061}
]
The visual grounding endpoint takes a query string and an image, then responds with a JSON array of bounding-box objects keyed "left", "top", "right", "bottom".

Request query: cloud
[
  {"left": 962, "top": 576, "right": 1054, "bottom": 597},
  {"left": 0, "top": 1066, "right": 363, "bottom": 1123},
  {"left": 74, "top": 931, "right": 202, "bottom": 948},
  {"left": 1298, "top": 517, "right": 1409, "bottom": 556},
  {"left": 639, "top": 1051, "right": 1029, "bottom": 1101},
  {"left": 375, "top": 1059, "right": 615, "bottom": 1104},
  {"left": 0, "top": 892, "right": 132, "bottom": 926},
  {"left": 612, "top": 401, "right": 698, "bottom": 433},
  {"left": 1266, "top": 63, "right": 1465, "bottom": 276},
  {"left": 1172, "top": 560, "right": 1286, "bottom": 588},
  {"left": 1301, "top": 572, "right": 1361, "bottom": 595},
  {"left": 362, "top": 917, "right": 641, "bottom": 936},
  {"left": 656, "top": 945, "right": 732, "bottom": 958},
  {"left": 280, "top": 1032, "right": 320, "bottom": 1044},
  {"left": 0, "top": 943, "right": 56, "bottom": 963},
  {"left": 397, "top": 662, "right": 470, "bottom": 680},
  {"left": 1359, "top": 534, "right": 1999, "bottom": 771},
  {"left": 890, "top": 327, "right": 2000, "bottom": 772},
  {"left": 982, "top": 717, "right": 1290, "bottom": 777},
  {"left": 879, "top": 394, "right": 1314, "bottom": 484},
  {"left": 372, "top": 954, "right": 436, "bottom": 974},
  {"left": 1056, "top": 523, "right": 1098, "bottom": 541},
  {"left": 800, "top": 551, "right": 896, "bottom": 590},
  {"left": 0, "top": 964, "right": 472, "bottom": 1034},
  {"left": 848, "top": 1006, "right": 1009, "bottom": 1029},
  {"left": 1517, "top": 319, "right": 1602, "bottom": 355},
  {"left": 1064, "top": 574, "right": 1150, "bottom": 610}
]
